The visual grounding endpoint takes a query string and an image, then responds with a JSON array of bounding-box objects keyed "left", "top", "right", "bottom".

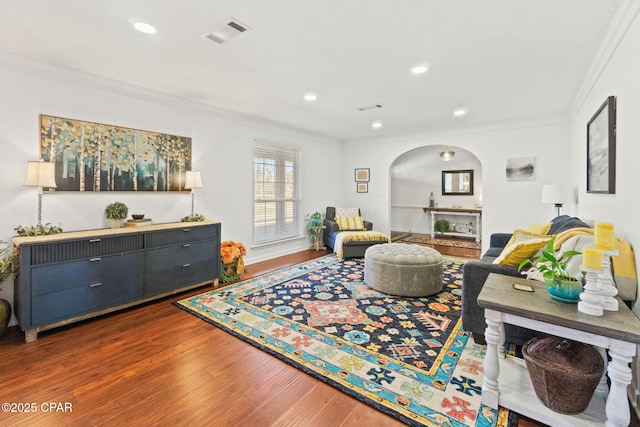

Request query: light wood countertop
[{"left": 13, "top": 220, "right": 220, "bottom": 246}]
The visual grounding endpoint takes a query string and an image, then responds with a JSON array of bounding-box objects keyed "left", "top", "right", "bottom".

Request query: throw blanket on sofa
[
  {"left": 333, "top": 231, "right": 390, "bottom": 260},
  {"left": 554, "top": 227, "right": 638, "bottom": 302}
]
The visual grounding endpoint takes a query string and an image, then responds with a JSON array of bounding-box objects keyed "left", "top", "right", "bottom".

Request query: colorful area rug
[
  {"left": 175, "top": 255, "right": 507, "bottom": 426},
  {"left": 397, "top": 234, "right": 482, "bottom": 250}
]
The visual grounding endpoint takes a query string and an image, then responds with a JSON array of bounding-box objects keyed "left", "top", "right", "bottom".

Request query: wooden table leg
[
  {"left": 606, "top": 342, "right": 635, "bottom": 427},
  {"left": 482, "top": 309, "right": 503, "bottom": 409}
]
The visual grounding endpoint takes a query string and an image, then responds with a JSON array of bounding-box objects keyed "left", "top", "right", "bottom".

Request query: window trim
[{"left": 252, "top": 141, "right": 300, "bottom": 246}]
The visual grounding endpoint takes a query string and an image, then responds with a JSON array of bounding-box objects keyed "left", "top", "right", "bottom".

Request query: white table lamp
[
  {"left": 541, "top": 184, "right": 575, "bottom": 216},
  {"left": 24, "top": 160, "right": 57, "bottom": 226},
  {"left": 184, "top": 170, "right": 203, "bottom": 216}
]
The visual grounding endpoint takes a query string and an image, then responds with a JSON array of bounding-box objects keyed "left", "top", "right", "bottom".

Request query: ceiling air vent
[
  {"left": 357, "top": 104, "right": 384, "bottom": 112},
  {"left": 203, "top": 17, "right": 252, "bottom": 44}
]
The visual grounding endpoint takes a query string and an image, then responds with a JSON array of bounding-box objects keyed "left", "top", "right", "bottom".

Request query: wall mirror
[{"left": 442, "top": 169, "right": 474, "bottom": 195}]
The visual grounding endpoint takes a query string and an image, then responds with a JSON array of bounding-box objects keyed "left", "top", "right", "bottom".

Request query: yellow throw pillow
[
  {"left": 494, "top": 236, "right": 552, "bottom": 267},
  {"left": 335, "top": 216, "right": 366, "bottom": 231},
  {"left": 503, "top": 229, "right": 552, "bottom": 249},
  {"left": 526, "top": 222, "right": 552, "bottom": 235}
]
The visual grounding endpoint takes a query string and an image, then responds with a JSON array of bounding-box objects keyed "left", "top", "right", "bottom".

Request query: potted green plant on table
[
  {"left": 104, "top": 201, "right": 129, "bottom": 228},
  {"left": 434, "top": 219, "right": 451, "bottom": 235},
  {"left": 181, "top": 213, "right": 205, "bottom": 222},
  {"left": 518, "top": 237, "right": 583, "bottom": 303}
]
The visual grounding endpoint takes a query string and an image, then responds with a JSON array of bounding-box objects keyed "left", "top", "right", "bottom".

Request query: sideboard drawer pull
[
  {"left": 182, "top": 263, "right": 191, "bottom": 268},
  {"left": 182, "top": 244, "right": 191, "bottom": 248},
  {"left": 89, "top": 257, "right": 102, "bottom": 262},
  {"left": 89, "top": 282, "right": 102, "bottom": 288},
  {"left": 89, "top": 239, "right": 102, "bottom": 243},
  {"left": 182, "top": 228, "right": 191, "bottom": 232}
]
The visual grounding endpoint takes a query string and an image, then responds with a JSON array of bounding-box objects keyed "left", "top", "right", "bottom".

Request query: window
[{"left": 253, "top": 142, "right": 299, "bottom": 245}]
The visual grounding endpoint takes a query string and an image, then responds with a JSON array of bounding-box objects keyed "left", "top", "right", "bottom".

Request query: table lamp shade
[
  {"left": 540, "top": 184, "right": 575, "bottom": 205},
  {"left": 184, "top": 170, "right": 203, "bottom": 190},
  {"left": 24, "top": 160, "right": 57, "bottom": 188}
]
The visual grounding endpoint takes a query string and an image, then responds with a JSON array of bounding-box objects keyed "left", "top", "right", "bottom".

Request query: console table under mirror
[{"left": 423, "top": 207, "right": 482, "bottom": 242}]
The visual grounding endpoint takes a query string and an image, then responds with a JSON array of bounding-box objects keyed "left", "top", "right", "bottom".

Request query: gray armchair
[{"left": 323, "top": 207, "right": 386, "bottom": 258}]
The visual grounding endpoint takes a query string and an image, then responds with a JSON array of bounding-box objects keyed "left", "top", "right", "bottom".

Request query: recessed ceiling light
[
  {"left": 133, "top": 22, "right": 156, "bottom": 34},
  {"left": 371, "top": 121, "right": 383, "bottom": 129},
  {"left": 411, "top": 64, "right": 429, "bottom": 75},
  {"left": 453, "top": 108, "right": 468, "bottom": 117},
  {"left": 303, "top": 92, "right": 317, "bottom": 102}
]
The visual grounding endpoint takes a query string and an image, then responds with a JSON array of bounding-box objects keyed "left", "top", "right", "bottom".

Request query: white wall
[
  {"left": 567, "top": 4, "right": 640, "bottom": 412},
  {"left": 343, "top": 119, "right": 573, "bottom": 250},
  {"left": 569, "top": 6, "right": 640, "bottom": 301},
  {"left": 0, "top": 54, "right": 343, "bottom": 324}
]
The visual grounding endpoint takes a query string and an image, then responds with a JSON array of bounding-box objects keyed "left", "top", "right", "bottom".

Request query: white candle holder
[
  {"left": 579, "top": 267, "right": 604, "bottom": 316},
  {"left": 598, "top": 249, "right": 619, "bottom": 311}
]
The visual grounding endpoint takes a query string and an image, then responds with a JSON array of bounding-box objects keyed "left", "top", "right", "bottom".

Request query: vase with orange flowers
[{"left": 220, "top": 240, "right": 247, "bottom": 283}]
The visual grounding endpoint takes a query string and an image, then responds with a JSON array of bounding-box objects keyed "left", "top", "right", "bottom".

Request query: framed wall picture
[
  {"left": 356, "top": 182, "right": 368, "bottom": 193},
  {"left": 355, "top": 168, "right": 370, "bottom": 182},
  {"left": 587, "top": 96, "right": 616, "bottom": 194},
  {"left": 505, "top": 157, "right": 535, "bottom": 181},
  {"left": 40, "top": 115, "right": 192, "bottom": 192}
]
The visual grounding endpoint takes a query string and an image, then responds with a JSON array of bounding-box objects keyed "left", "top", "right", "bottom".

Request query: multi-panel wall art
[{"left": 40, "top": 115, "right": 192, "bottom": 192}]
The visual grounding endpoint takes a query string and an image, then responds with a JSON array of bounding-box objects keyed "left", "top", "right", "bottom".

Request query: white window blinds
[{"left": 253, "top": 142, "right": 299, "bottom": 245}]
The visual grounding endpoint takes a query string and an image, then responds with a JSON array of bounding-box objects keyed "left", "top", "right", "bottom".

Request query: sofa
[
  {"left": 323, "top": 207, "right": 389, "bottom": 258},
  {"left": 462, "top": 215, "right": 592, "bottom": 345}
]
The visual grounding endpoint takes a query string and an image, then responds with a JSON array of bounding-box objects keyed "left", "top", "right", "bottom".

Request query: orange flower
[{"left": 220, "top": 240, "right": 247, "bottom": 265}]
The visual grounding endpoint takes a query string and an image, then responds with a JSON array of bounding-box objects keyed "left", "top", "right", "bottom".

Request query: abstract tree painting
[{"left": 40, "top": 115, "right": 191, "bottom": 192}]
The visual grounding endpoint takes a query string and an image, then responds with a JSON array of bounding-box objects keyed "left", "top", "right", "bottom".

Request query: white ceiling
[{"left": 0, "top": 0, "right": 621, "bottom": 140}]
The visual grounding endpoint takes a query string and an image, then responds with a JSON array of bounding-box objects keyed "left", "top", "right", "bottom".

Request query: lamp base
[{"left": 553, "top": 203, "right": 563, "bottom": 217}]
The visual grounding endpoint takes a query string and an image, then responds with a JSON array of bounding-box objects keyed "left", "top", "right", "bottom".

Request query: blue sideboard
[{"left": 14, "top": 221, "right": 220, "bottom": 343}]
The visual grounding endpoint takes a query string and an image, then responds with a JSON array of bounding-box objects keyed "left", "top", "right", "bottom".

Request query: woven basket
[{"left": 522, "top": 336, "right": 604, "bottom": 414}]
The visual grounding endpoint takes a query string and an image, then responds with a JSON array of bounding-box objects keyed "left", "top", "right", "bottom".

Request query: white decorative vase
[{"left": 108, "top": 218, "right": 125, "bottom": 228}]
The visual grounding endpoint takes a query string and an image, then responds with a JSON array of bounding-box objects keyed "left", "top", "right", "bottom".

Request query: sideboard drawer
[
  {"left": 146, "top": 240, "right": 217, "bottom": 272},
  {"left": 147, "top": 259, "right": 216, "bottom": 295},
  {"left": 146, "top": 224, "right": 219, "bottom": 248},
  {"left": 31, "top": 252, "right": 144, "bottom": 296},
  {"left": 30, "top": 234, "right": 144, "bottom": 265},
  {"left": 31, "top": 273, "right": 145, "bottom": 326}
]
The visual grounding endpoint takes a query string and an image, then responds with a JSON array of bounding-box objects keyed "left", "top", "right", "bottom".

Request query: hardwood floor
[{"left": 0, "top": 248, "right": 545, "bottom": 426}]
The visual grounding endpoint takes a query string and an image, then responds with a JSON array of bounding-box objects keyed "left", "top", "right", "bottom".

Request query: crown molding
[
  {"left": 0, "top": 51, "right": 339, "bottom": 145},
  {"left": 569, "top": 0, "right": 640, "bottom": 117},
  {"left": 343, "top": 113, "right": 570, "bottom": 147}
]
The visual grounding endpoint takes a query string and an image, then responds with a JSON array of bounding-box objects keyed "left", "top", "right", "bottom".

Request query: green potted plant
[
  {"left": 434, "top": 219, "right": 451, "bottom": 235},
  {"left": 518, "top": 237, "right": 582, "bottom": 303},
  {"left": 14, "top": 223, "right": 63, "bottom": 236},
  {"left": 181, "top": 213, "right": 205, "bottom": 222},
  {"left": 306, "top": 212, "right": 325, "bottom": 251},
  {"left": 104, "top": 201, "right": 129, "bottom": 228}
]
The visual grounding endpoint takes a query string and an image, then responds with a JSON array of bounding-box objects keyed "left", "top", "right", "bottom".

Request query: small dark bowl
[{"left": 132, "top": 214, "right": 145, "bottom": 220}]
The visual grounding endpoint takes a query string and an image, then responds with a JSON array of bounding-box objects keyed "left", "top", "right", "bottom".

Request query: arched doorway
[{"left": 390, "top": 145, "right": 483, "bottom": 255}]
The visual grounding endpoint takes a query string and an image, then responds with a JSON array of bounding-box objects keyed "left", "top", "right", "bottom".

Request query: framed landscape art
[
  {"left": 40, "top": 115, "right": 192, "bottom": 192},
  {"left": 505, "top": 157, "right": 535, "bottom": 181},
  {"left": 587, "top": 96, "right": 616, "bottom": 194}
]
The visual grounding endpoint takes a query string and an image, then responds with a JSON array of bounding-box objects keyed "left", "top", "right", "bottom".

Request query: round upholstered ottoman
[{"left": 364, "top": 243, "right": 443, "bottom": 297}]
